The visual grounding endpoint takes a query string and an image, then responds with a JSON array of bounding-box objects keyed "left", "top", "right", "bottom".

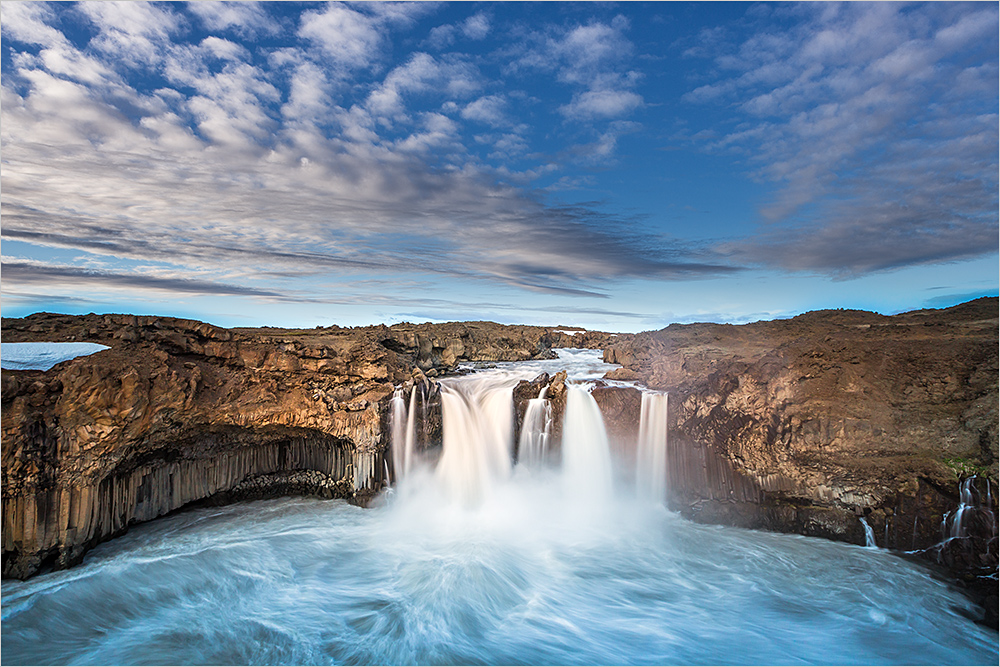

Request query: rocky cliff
[
  {"left": 601, "top": 297, "right": 999, "bottom": 621},
  {"left": 4, "top": 301, "right": 997, "bottom": 623},
  {"left": 2, "top": 313, "right": 616, "bottom": 578}
]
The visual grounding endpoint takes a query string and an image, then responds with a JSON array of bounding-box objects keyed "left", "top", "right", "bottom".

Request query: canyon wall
[
  {"left": 600, "top": 298, "right": 998, "bottom": 597},
  {"left": 4, "top": 300, "right": 996, "bottom": 609}
]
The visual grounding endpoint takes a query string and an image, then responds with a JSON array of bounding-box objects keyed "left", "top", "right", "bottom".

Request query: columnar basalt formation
[
  {"left": 601, "top": 298, "right": 999, "bottom": 611},
  {"left": 1, "top": 314, "right": 409, "bottom": 578}
]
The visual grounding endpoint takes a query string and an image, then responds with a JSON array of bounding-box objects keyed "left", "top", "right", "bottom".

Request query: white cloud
[
  {"left": 281, "top": 60, "right": 335, "bottom": 124},
  {"left": 426, "top": 24, "right": 456, "bottom": 50},
  {"left": 461, "top": 94, "right": 507, "bottom": 125},
  {"left": 509, "top": 15, "right": 643, "bottom": 131},
  {"left": 38, "top": 43, "right": 116, "bottom": 85},
  {"left": 200, "top": 36, "right": 248, "bottom": 62},
  {"left": 162, "top": 44, "right": 280, "bottom": 149},
  {"left": 366, "top": 52, "right": 480, "bottom": 121},
  {"left": 188, "top": 1, "right": 279, "bottom": 36},
  {"left": 560, "top": 89, "right": 642, "bottom": 120},
  {"left": 462, "top": 13, "right": 491, "bottom": 40},
  {"left": 1, "top": 2, "right": 67, "bottom": 47},
  {"left": 297, "top": 3, "right": 384, "bottom": 71},
  {"left": 79, "top": 1, "right": 182, "bottom": 67}
]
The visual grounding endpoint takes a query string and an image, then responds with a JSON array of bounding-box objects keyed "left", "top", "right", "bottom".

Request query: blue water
[{"left": 2, "top": 488, "right": 996, "bottom": 666}]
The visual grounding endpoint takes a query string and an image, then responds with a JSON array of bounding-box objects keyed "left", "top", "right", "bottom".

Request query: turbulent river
[{"left": 2, "top": 351, "right": 996, "bottom": 665}]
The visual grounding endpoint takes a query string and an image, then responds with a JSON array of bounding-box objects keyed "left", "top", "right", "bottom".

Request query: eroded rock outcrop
[
  {"left": 601, "top": 298, "right": 999, "bottom": 620},
  {"left": 380, "top": 321, "right": 627, "bottom": 374}
]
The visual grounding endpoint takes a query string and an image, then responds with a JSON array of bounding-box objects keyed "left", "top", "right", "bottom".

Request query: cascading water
[
  {"left": 636, "top": 391, "right": 669, "bottom": 503},
  {"left": 562, "top": 384, "right": 614, "bottom": 502},
  {"left": 948, "top": 476, "right": 976, "bottom": 539},
  {"left": 435, "top": 376, "right": 514, "bottom": 504},
  {"left": 518, "top": 388, "right": 551, "bottom": 468},
  {"left": 860, "top": 517, "right": 877, "bottom": 548},
  {"left": 939, "top": 475, "right": 997, "bottom": 544},
  {"left": 404, "top": 386, "right": 418, "bottom": 476},
  {"left": 390, "top": 388, "right": 416, "bottom": 480}
]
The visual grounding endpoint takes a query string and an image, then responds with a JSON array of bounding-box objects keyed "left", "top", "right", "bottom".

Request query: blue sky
[{"left": 1, "top": 1, "right": 997, "bottom": 332}]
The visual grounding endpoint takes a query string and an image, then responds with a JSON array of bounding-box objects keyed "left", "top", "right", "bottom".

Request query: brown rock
[{"left": 597, "top": 298, "right": 998, "bottom": 580}]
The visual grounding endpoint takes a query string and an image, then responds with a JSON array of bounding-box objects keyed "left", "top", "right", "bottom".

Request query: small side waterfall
[
  {"left": 860, "top": 517, "right": 877, "bottom": 548},
  {"left": 518, "top": 386, "right": 552, "bottom": 467},
  {"left": 390, "top": 389, "right": 410, "bottom": 479},
  {"left": 562, "top": 384, "right": 614, "bottom": 501},
  {"left": 947, "top": 476, "right": 976, "bottom": 539},
  {"left": 941, "top": 475, "right": 997, "bottom": 542},
  {"left": 636, "top": 392, "right": 669, "bottom": 503}
]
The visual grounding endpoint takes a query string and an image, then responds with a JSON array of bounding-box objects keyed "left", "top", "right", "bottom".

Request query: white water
[
  {"left": 636, "top": 391, "right": 669, "bottom": 503},
  {"left": 942, "top": 476, "right": 997, "bottom": 545},
  {"left": 390, "top": 389, "right": 410, "bottom": 478},
  {"left": 948, "top": 476, "right": 976, "bottom": 539},
  {"left": 2, "top": 349, "right": 996, "bottom": 665},
  {"left": 518, "top": 394, "right": 552, "bottom": 467},
  {"left": 562, "top": 385, "right": 615, "bottom": 503},
  {"left": 860, "top": 517, "right": 877, "bottom": 548},
  {"left": 3, "top": 496, "right": 995, "bottom": 666},
  {"left": 436, "top": 379, "right": 514, "bottom": 504}
]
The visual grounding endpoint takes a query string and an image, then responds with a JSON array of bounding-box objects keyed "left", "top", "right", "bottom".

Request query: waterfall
[
  {"left": 390, "top": 389, "right": 408, "bottom": 480},
  {"left": 390, "top": 386, "right": 419, "bottom": 481},
  {"left": 860, "top": 517, "right": 876, "bottom": 548},
  {"left": 391, "top": 354, "right": 618, "bottom": 508},
  {"left": 636, "top": 391, "right": 669, "bottom": 503},
  {"left": 435, "top": 379, "right": 513, "bottom": 504},
  {"left": 404, "top": 386, "right": 418, "bottom": 476},
  {"left": 518, "top": 387, "right": 552, "bottom": 467},
  {"left": 562, "top": 384, "right": 614, "bottom": 502},
  {"left": 947, "top": 476, "right": 976, "bottom": 539},
  {"left": 944, "top": 476, "right": 997, "bottom": 541}
]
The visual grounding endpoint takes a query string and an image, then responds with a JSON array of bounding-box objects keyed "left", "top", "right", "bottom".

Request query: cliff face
[
  {"left": 601, "top": 298, "right": 998, "bottom": 576},
  {"left": 1, "top": 314, "right": 404, "bottom": 578}
]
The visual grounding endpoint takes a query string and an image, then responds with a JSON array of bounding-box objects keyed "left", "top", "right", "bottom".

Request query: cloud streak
[
  {"left": 684, "top": 2, "right": 998, "bottom": 274},
  {"left": 1, "top": 3, "right": 733, "bottom": 304}
]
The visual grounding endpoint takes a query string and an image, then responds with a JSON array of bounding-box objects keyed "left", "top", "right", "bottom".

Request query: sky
[{"left": 1, "top": 1, "right": 997, "bottom": 332}]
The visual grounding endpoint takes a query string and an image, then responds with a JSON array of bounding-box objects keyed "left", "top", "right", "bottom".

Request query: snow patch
[{"left": 1, "top": 342, "right": 110, "bottom": 371}]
